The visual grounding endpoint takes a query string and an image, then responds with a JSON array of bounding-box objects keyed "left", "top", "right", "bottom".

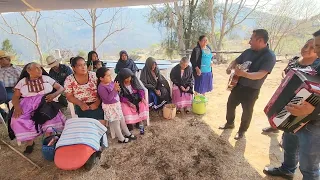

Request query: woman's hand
[
  {"left": 180, "top": 86, "right": 186, "bottom": 92},
  {"left": 114, "top": 81, "right": 120, "bottom": 92},
  {"left": 286, "top": 101, "right": 315, "bottom": 116},
  {"left": 196, "top": 67, "right": 202, "bottom": 76},
  {"left": 13, "top": 106, "right": 23, "bottom": 118},
  {"left": 80, "top": 103, "right": 90, "bottom": 111},
  {"left": 185, "top": 87, "right": 190, "bottom": 92},
  {"left": 129, "top": 102, "right": 136, "bottom": 109},
  {"left": 89, "top": 103, "right": 99, "bottom": 110},
  {"left": 142, "top": 98, "right": 147, "bottom": 105},
  {"left": 155, "top": 89, "right": 161, "bottom": 96},
  {"left": 45, "top": 94, "right": 56, "bottom": 102}
]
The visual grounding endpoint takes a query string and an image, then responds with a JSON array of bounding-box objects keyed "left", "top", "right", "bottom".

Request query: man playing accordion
[{"left": 264, "top": 30, "right": 320, "bottom": 180}]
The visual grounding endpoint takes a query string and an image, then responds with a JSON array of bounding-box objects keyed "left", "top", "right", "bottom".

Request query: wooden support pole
[{"left": 0, "top": 139, "right": 41, "bottom": 169}]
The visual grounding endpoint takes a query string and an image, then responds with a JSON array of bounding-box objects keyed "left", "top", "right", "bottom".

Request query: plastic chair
[{"left": 68, "top": 101, "right": 116, "bottom": 139}]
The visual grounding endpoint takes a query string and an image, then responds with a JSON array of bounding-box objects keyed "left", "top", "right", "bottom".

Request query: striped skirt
[
  {"left": 10, "top": 95, "right": 66, "bottom": 142},
  {"left": 121, "top": 101, "right": 149, "bottom": 124},
  {"left": 172, "top": 85, "right": 193, "bottom": 109}
]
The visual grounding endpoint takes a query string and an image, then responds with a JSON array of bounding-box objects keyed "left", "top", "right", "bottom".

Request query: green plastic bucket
[{"left": 192, "top": 95, "right": 208, "bottom": 115}]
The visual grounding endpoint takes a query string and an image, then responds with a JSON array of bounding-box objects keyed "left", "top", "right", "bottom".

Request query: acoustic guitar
[{"left": 227, "top": 64, "right": 247, "bottom": 91}]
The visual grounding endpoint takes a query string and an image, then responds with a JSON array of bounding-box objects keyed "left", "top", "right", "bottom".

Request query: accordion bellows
[{"left": 264, "top": 69, "right": 320, "bottom": 133}]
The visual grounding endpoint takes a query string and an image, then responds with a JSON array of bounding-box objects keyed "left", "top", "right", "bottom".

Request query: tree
[
  {"left": 205, "top": 0, "right": 265, "bottom": 62},
  {"left": 1, "top": 39, "right": 21, "bottom": 64},
  {"left": 149, "top": 1, "right": 209, "bottom": 58},
  {"left": 1, "top": 39, "right": 15, "bottom": 54},
  {"left": 72, "top": 8, "right": 126, "bottom": 51},
  {"left": 257, "top": 0, "right": 320, "bottom": 53},
  {"left": 78, "top": 50, "right": 87, "bottom": 58},
  {"left": 0, "top": 12, "right": 44, "bottom": 65}
]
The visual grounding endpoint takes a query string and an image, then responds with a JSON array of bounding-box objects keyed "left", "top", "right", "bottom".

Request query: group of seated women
[{"left": 7, "top": 50, "right": 196, "bottom": 155}]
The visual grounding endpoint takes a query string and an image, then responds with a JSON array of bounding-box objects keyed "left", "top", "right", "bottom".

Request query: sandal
[
  {"left": 125, "top": 134, "right": 137, "bottom": 140},
  {"left": 118, "top": 138, "right": 130, "bottom": 143},
  {"left": 185, "top": 109, "right": 190, "bottom": 114},
  {"left": 23, "top": 142, "right": 35, "bottom": 154},
  {"left": 176, "top": 110, "right": 182, "bottom": 114}
]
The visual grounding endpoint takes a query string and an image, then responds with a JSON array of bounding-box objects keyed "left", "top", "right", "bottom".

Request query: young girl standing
[{"left": 96, "top": 67, "right": 136, "bottom": 143}]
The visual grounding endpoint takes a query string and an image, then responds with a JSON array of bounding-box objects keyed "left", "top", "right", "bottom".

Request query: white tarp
[{"left": 0, "top": 0, "right": 178, "bottom": 13}]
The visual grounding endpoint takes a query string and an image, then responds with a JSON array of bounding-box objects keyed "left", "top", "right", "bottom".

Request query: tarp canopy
[{"left": 0, "top": 0, "right": 178, "bottom": 13}]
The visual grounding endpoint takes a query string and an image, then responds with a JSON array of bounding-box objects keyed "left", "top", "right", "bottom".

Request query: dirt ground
[{"left": 0, "top": 62, "right": 303, "bottom": 180}]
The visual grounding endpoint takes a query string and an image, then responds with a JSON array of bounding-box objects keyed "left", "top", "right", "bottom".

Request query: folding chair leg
[{"left": 0, "top": 113, "right": 7, "bottom": 129}]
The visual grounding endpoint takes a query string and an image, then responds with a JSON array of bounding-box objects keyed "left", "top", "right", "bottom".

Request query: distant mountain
[
  {"left": 0, "top": 8, "right": 165, "bottom": 62},
  {"left": 0, "top": 6, "right": 300, "bottom": 62}
]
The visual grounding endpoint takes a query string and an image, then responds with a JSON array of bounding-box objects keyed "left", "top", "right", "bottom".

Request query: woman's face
[
  {"left": 301, "top": 40, "right": 317, "bottom": 59},
  {"left": 27, "top": 63, "right": 42, "bottom": 78},
  {"left": 95, "top": 62, "right": 103, "bottom": 69},
  {"left": 100, "top": 70, "right": 112, "bottom": 84},
  {"left": 180, "top": 61, "right": 189, "bottom": 70},
  {"left": 73, "top": 59, "right": 88, "bottom": 75},
  {"left": 124, "top": 76, "right": 131, "bottom": 85},
  {"left": 92, "top": 53, "right": 98, "bottom": 61},
  {"left": 199, "top": 37, "right": 208, "bottom": 48},
  {"left": 121, "top": 54, "right": 128, "bottom": 61},
  {"left": 151, "top": 62, "right": 156, "bottom": 71}
]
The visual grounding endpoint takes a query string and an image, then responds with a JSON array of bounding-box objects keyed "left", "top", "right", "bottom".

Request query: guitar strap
[{"left": 247, "top": 47, "right": 270, "bottom": 72}]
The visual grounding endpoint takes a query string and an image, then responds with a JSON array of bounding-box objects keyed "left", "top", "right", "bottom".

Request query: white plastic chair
[
  {"left": 67, "top": 101, "right": 117, "bottom": 139},
  {"left": 0, "top": 112, "right": 7, "bottom": 129},
  {"left": 136, "top": 72, "right": 150, "bottom": 126}
]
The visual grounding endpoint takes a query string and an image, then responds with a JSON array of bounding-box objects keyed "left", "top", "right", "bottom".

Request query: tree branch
[
  {"left": 73, "top": 10, "right": 92, "bottom": 27},
  {"left": 0, "top": 14, "right": 37, "bottom": 45},
  {"left": 96, "top": 13, "right": 125, "bottom": 49}
]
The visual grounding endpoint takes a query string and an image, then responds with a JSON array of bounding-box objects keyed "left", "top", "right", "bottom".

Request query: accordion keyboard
[{"left": 273, "top": 88, "right": 311, "bottom": 127}]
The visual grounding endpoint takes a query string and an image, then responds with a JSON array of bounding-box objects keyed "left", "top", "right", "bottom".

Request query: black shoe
[
  {"left": 125, "top": 134, "right": 137, "bottom": 140},
  {"left": 262, "top": 126, "right": 279, "bottom": 133},
  {"left": 219, "top": 123, "right": 235, "bottom": 129},
  {"left": 127, "top": 124, "right": 134, "bottom": 131},
  {"left": 263, "top": 167, "right": 294, "bottom": 180},
  {"left": 23, "top": 142, "right": 35, "bottom": 155},
  {"left": 234, "top": 132, "right": 245, "bottom": 140}
]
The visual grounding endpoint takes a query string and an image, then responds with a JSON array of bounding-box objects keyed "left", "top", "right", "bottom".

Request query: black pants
[{"left": 226, "top": 85, "right": 260, "bottom": 132}]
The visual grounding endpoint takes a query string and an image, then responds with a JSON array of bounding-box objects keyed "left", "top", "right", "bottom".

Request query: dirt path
[{"left": 0, "top": 62, "right": 302, "bottom": 180}]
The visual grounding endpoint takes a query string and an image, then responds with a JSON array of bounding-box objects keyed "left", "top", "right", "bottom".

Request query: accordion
[{"left": 264, "top": 69, "right": 320, "bottom": 133}]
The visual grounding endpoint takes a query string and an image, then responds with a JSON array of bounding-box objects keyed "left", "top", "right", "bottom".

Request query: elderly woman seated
[
  {"left": 140, "top": 57, "right": 171, "bottom": 110},
  {"left": 10, "top": 62, "right": 66, "bottom": 154},
  {"left": 115, "top": 50, "right": 139, "bottom": 74},
  {"left": 170, "top": 57, "right": 194, "bottom": 113}
]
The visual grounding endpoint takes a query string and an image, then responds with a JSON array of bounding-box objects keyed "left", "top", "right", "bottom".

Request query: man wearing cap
[
  {"left": 0, "top": 50, "right": 22, "bottom": 120},
  {"left": 46, "top": 56, "right": 72, "bottom": 107}
]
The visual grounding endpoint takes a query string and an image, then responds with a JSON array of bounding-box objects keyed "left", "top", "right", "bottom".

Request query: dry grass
[{"left": 0, "top": 62, "right": 302, "bottom": 180}]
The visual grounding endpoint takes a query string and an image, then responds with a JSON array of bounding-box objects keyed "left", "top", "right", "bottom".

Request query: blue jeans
[{"left": 280, "top": 122, "right": 320, "bottom": 180}]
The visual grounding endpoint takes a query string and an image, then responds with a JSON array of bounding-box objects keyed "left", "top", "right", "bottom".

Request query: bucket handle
[
  {"left": 42, "top": 126, "right": 58, "bottom": 142},
  {"left": 193, "top": 95, "right": 208, "bottom": 103}
]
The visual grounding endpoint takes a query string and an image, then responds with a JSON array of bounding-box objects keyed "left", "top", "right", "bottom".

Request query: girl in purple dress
[{"left": 97, "top": 67, "right": 137, "bottom": 143}]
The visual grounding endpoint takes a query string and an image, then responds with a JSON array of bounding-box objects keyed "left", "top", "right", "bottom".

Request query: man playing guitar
[{"left": 219, "top": 29, "right": 276, "bottom": 140}]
